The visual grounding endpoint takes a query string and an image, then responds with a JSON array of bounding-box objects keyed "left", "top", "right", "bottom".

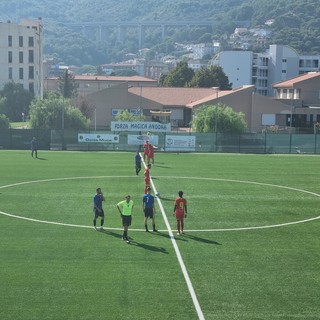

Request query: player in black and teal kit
[
  {"left": 93, "top": 188, "right": 105, "bottom": 230},
  {"left": 135, "top": 152, "right": 141, "bottom": 175},
  {"left": 142, "top": 187, "right": 157, "bottom": 232}
]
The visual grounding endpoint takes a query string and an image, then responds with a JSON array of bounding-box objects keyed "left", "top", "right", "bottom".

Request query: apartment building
[
  {"left": 211, "top": 44, "right": 320, "bottom": 97},
  {"left": 0, "top": 18, "right": 43, "bottom": 98}
]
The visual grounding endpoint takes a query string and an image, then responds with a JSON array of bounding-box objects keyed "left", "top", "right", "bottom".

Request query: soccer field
[{"left": 1, "top": 150, "right": 320, "bottom": 320}]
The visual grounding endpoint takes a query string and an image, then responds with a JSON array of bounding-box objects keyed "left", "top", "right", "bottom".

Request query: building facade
[
  {"left": 0, "top": 18, "right": 43, "bottom": 98},
  {"left": 211, "top": 44, "right": 320, "bottom": 96},
  {"left": 44, "top": 75, "right": 157, "bottom": 95}
]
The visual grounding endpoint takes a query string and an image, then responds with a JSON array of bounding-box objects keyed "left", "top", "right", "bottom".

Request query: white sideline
[{"left": 144, "top": 157, "right": 206, "bottom": 320}]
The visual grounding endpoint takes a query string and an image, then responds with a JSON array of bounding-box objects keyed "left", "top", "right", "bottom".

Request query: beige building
[
  {"left": 44, "top": 71, "right": 320, "bottom": 133},
  {"left": 85, "top": 83, "right": 293, "bottom": 132},
  {"left": 0, "top": 18, "right": 43, "bottom": 98},
  {"left": 273, "top": 72, "right": 320, "bottom": 128},
  {"left": 44, "top": 75, "right": 157, "bottom": 95}
]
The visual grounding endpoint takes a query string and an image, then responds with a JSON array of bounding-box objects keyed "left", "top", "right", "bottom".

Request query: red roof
[
  {"left": 128, "top": 86, "right": 251, "bottom": 107},
  {"left": 128, "top": 87, "right": 218, "bottom": 106},
  {"left": 273, "top": 72, "right": 320, "bottom": 88},
  {"left": 47, "top": 75, "right": 156, "bottom": 82}
]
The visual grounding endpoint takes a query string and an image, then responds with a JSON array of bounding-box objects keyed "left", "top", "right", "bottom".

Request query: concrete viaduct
[{"left": 63, "top": 21, "right": 221, "bottom": 48}]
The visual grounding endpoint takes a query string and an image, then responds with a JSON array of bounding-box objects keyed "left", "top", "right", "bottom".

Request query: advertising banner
[
  {"left": 165, "top": 135, "right": 196, "bottom": 151},
  {"left": 127, "top": 135, "right": 159, "bottom": 145},
  {"left": 78, "top": 133, "right": 119, "bottom": 143},
  {"left": 111, "top": 121, "right": 171, "bottom": 132}
]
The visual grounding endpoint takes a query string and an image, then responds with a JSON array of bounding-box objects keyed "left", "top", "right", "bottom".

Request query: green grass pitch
[{"left": 0, "top": 150, "right": 320, "bottom": 320}]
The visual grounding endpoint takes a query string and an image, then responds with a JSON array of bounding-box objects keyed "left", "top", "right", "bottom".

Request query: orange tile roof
[
  {"left": 128, "top": 87, "right": 219, "bottom": 106},
  {"left": 47, "top": 75, "right": 157, "bottom": 82},
  {"left": 128, "top": 86, "right": 252, "bottom": 107},
  {"left": 273, "top": 72, "right": 320, "bottom": 88}
]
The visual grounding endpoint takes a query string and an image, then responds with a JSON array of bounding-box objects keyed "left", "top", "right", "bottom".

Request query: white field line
[
  {"left": 143, "top": 157, "right": 205, "bottom": 320},
  {"left": 1, "top": 175, "right": 320, "bottom": 231},
  {"left": 2, "top": 173, "right": 320, "bottom": 319}
]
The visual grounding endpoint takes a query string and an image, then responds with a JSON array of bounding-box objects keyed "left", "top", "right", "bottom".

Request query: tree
[
  {"left": 73, "top": 94, "right": 95, "bottom": 119},
  {"left": 115, "top": 109, "right": 145, "bottom": 122},
  {"left": 189, "top": 66, "right": 232, "bottom": 89},
  {"left": 29, "top": 93, "right": 89, "bottom": 130},
  {"left": 0, "top": 114, "right": 9, "bottom": 129},
  {"left": 159, "top": 61, "right": 194, "bottom": 87},
  {"left": 192, "top": 103, "right": 247, "bottom": 133},
  {"left": 0, "top": 82, "right": 34, "bottom": 121},
  {"left": 57, "top": 70, "right": 78, "bottom": 98}
]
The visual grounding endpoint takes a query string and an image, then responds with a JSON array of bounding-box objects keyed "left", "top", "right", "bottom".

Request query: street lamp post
[{"left": 212, "top": 87, "right": 219, "bottom": 152}]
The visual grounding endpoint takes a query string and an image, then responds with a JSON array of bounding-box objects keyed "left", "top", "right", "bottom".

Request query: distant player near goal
[{"left": 173, "top": 190, "right": 187, "bottom": 235}]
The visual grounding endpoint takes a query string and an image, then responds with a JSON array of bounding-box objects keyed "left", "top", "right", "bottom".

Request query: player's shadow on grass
[
  {"left": 128, "top": 240, "right": 169, "bottom": 254},
  {"left": 98, "top": 229, "right": 122, "bottom": 239},
  {"left": 151, "top": 231, "right": 188, "bottom": 242},
  {"left": 156, "top": 197, "right": 173, "bottom": 201},
  {"left": 183, "top": 233, "right": 222, "bottom": 245},
  {"left": 35, "top": 157, "right": 47, "bottom": 160},
  {"left": 98, "top": 229, "right": 171, "bottom": 252},
  {"left": 153, "top": 164, "right": 171, "bottom": 168}
]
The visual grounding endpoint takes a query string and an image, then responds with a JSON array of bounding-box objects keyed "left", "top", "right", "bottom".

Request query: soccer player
[
  {"left": 147, "top": 143, "right": 155, "bottom": 164},
  {"left": 144, "top": 163, "right": 152, "bottom": 194},
  {"left": 117, "top": 195, "right": 134, "bottom": 243},
  {"left": 143, "top": 140, "right": 150, "bottom": 161},
  {"left": 173, "top": 190, "right": 187, "bottom": 235},
  {"left": 143, "top": 187, "right": 157, "bottom": 232},
  {"left": 93, "top": 187, "right": 105, "bottom": 230},
  {"left": 31, "top": 137, "right": 38, "bottom": 158},
  {"left": 135, "top": 152, "right": 142, "bottom": 175}
]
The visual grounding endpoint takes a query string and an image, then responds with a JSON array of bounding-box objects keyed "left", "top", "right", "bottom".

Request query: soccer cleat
[
  {"left": 177, "top": 232, "right": 181, "bottom": 235},
  {"left": 99, "top": 226, "right": 104, "bottom": 231},
  {"left": 153, "top": 229, "right": 158, "bottom": 232},
  {"left": 94, "top": 226, "right": 97, "bottom": 230},
  {"left": 145, "top": 229, "right": 149, "bottom": 232}
]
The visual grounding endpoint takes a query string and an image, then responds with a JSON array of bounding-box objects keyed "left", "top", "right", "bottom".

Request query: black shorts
[
  {"left": 144, "top": 208, "right": 154, "bottom": 218},
  {"left": 122, "top": 215, "right": 132, "bottom": 227},
  {"left": 94, "top": 209, "right": 104, "bottom": 219}
]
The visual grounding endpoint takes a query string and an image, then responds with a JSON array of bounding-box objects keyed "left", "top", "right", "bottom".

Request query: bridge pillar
[{"left": 118, "top": 25, "right": 126, "bottom": 44}]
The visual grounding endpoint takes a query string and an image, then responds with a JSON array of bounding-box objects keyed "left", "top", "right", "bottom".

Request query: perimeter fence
[{"left": 0, "top": 129, "right": 320, "bottom": 154}]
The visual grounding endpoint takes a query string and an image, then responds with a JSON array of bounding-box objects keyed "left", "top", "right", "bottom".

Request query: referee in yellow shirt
[{"left": 117, "top": 195, "right": 134, "bottom": 243}]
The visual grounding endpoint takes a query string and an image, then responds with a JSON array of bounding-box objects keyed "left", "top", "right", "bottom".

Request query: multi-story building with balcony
[
  {"left": 210, "top": 44, "right": 320, "bottom": 97},
  {"left": 0, "top": 18, "right": 43, "bottom": 98}
]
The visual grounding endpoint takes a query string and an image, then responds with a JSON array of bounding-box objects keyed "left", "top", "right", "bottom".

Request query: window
[
  {"left": 8, "top": 51, "right": 12, "bottom": 63},
  {"left": 19, "top": 36, "right": 23, "bottom": 47},
  {"left": 28, "top": 36, "right": 34, "bottom": 47},
  {"left": 29, "top": 66, "right": 34, "bottom": 79},
  {"left": 28, "top": 50, "right": 34, "bottom": 63},
  {"left": 8, "top": 35, "right": 12, "bottom": 47},
  {"left": 19, "top": 67, "right": 24, "bottom": 80},
  {"left": 19, "top": 52, "right": 23, "bottom": 63},
  {"left": 8, "top": 67, "right": 13, "bottom": 79},
  {"left": 29, "top": 82, "right": 34, "bottom": 94}
]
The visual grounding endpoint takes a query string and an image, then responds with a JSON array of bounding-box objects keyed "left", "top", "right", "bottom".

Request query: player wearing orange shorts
[
  {"left": 144, "top": 163, "right": 151, "bottom": 194},
  {"left": 173, "top": 190, "right": 187, "bottom": 235}
]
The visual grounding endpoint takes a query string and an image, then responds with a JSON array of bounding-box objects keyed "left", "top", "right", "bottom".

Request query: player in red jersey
[
  {"left": 173, "top": 190, "right": 187, "bottom": 235},
  {"left": 144, "top": 163, "right": 152, "bottom": 194},
  {"left": 147, "top": 143, "right": 155, "bottom": 164},
  {"left": 143, "top": 141, "right": 150, "bottom": 162}
]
